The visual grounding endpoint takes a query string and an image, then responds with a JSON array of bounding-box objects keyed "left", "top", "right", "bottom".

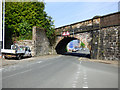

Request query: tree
[
  {"left": 80, "top": 42, "right": 85, "bottom": 49},
  {"left": 18, "top": 20, "right": 32, "bottom": 40},
  {"left": 5, "top": 2, "right": 55, "bottom": 45}
]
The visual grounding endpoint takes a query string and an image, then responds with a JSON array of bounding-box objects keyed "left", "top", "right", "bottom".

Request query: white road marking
[
  {"left": 37, "top": 61, "right": 42, "bottom": 63},
  {"left": 82, "top": 68, "right": 88, "bottom": 88},
  {"left": 72, "top": 60, "right": 88, "bottom": 88},
  {"left": 2, "top": 69, "right": 32, "bottom": 80},
  {"left": 72, "top": 85, "right": 76, "bottom": 88},
  {"left": 77, "top": 71, "right": 80, "bottom": 74},
  {"left": 72, "top": 83, "right": 76, "bottom": 88},
  {"left": 0, "top": 68, "right": 4, "bottom": 70},
  {"left": 83, "top": 86, "right": 88, "bottom": 88},
  {"left": 3, "top": 65, "right": 25, "bottom": 72},
  {"left": 83, "top": 77, "right": 87, "bottom": 79}
]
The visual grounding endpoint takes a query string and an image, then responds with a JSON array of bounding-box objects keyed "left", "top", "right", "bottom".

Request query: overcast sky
[{"left": 45, "top": 2, "right": 118, "bottom": 28}]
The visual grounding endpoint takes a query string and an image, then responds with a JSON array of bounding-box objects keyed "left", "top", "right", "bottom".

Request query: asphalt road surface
[{"left": 1, "top": 54, "right": 118, "bottom": 88}]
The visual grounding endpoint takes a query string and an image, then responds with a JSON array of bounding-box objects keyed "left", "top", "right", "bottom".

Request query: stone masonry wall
[
  {"left": 32, "top": 26, "right": 51, "bottom": 56},
  {"left": 90, "top": 30, "right": 100, "bottom": 59},
  {"left": 91, "top": 26, "right": 120, "bottom": 60},
  {"left": 98, "top": 26, "right": 120, "bottom": 60}
]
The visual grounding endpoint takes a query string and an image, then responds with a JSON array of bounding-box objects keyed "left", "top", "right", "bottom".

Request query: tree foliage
[
  {"left": 5, "top": 2, "right": 55, "bottom": 45},
  {"left": 80, "top": 42, "right": 85, "bottom": 48}
]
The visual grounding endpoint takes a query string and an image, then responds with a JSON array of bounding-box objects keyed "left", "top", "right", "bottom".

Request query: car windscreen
[{"left": 11, "top": 45, "right": 19, "bottom": 50}]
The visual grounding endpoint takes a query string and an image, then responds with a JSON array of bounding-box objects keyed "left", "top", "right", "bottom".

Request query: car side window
[{"left": 28, "top": 47, "right": 31, "bottom": 52}]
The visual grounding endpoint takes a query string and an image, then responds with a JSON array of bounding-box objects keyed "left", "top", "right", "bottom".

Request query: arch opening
[
  {"left": 55, "top": 37, "right": 78, "bottom": 54},
  {"left": 55, "top": 37, "right": 91, "bottom": 58}
]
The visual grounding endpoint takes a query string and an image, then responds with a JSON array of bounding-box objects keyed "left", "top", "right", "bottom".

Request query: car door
[
  {"left": 27, "top": 47, "right": 31, "bottom": 56},
  {"left": 25, "top": 47, "right": 29, "bottom": 56}
]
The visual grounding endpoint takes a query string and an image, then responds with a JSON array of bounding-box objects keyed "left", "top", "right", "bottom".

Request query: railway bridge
[{"left": 55, "top": 12, "right": 120, "bottom": 60}]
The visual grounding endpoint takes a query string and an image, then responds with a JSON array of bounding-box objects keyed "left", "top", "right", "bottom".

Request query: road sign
[
  {"left": 66, "top": 31, "right": 70, "bottom": 36},
  {"left": 62, "top": 31, "right": 66, "bottom": 36},
  {"left": 62, "top": 31, "right": 70, "bottom": 36}
]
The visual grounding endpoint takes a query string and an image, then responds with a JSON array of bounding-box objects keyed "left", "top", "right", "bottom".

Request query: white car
[
  {"left": 1, "top": 44, "right": 32, "bottom": 60},
  {"left": 72, "top": 48, "right": 79, "bottom": 52}
]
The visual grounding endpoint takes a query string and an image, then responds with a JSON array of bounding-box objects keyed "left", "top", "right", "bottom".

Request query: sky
[{"left": 44, "top": 2, "right": 118, "bottom": 28}]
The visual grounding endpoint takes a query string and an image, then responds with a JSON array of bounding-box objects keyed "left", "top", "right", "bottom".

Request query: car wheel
[
  {"left": 16, "top": 55, "right": 21, "bottom": 60},
  {"left": 29, "top": 54, "right": 32, "bottom": 57},
  {"left": 5, "top": 56, "right": 8, "bottom": 59}
]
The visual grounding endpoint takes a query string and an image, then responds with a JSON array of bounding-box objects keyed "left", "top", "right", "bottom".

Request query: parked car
[
  {"left": 79, "top": 48, "right": 82, "bottom": 50},
  {"left": 72, "top": 48, "right": 79, "bottom": 52},
  {"left": 1, "top": 44, "right": 32, "bottom": 60}
]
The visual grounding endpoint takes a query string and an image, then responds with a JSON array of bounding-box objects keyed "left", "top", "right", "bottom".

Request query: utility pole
[
  {"left": 0, "top": 0, "right": 2, "bottom": 58},
  {"left": 3, "top": 0, "right": 5, "bottom": 49}
]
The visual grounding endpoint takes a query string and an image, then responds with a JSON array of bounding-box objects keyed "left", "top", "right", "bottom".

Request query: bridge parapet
[
  {"left": 55, "top": 18, "right": 100, "bottom": 35},
  {"left": 55, "top": 12, "right": 120, "bottom": 35}
]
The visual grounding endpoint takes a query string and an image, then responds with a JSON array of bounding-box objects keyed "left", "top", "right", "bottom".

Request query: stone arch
[{"left": 55, "top": 32, "right": 92, "bottom": 54}]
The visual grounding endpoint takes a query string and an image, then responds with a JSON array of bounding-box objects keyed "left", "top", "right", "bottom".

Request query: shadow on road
[
  {"left": 61, "top": 52, "right": 90, "bottom": 58},
  {"left": 4, "top": 56, "right": 32, "bottom": 61}
]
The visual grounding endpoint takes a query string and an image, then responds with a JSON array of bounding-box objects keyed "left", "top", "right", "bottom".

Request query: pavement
[
  {"left": 0, "top": 55, "right": 60, "bottom": 67},
  {"left": 1, "top": 54, "right": 119, "bottom": 88}
]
